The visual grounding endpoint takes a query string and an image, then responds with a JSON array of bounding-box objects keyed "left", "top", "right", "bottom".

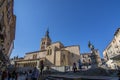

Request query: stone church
[{"left": 15, "top": 30, "right": 80, "bottom": 71}]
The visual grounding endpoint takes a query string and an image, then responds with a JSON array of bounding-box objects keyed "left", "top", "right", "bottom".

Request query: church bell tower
[{"left": 40, "top": 29, "right": 51, "bottom": 50}]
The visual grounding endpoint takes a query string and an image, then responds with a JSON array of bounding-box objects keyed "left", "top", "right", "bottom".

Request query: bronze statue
[{"left": 88, "top": 41, "right": 94, "bottom": 51}]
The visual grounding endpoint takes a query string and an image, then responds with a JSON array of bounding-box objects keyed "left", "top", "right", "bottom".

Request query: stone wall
[
  {"left": 55, "top": 51, "right": 61, "bottom": 66},
  {"left": 63, "top": 46, "right": 80, "bottom": 65},
  {"left": 24, "top": 51, "right": 47, "bottom": 60}
]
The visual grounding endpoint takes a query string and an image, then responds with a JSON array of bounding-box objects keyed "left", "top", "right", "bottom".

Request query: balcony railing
[{"left": 110, "top": 54, "right": 120, "bottom": 60}]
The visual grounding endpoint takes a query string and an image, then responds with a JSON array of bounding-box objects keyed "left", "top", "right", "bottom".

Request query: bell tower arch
[{"left": 40, "top": 29, "right": 51, "bottom": 50}]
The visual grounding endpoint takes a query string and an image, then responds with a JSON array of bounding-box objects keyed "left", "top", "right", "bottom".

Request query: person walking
[
  {"left": 32, "top": 67, "right": 39, "bottom": 80},
  {"left": 8, "top": 71, "right": 11, "bottom": 80},
  {"left": 26, "top": 70, "right": 32, "bottom": 80},
  {"left": 1, "top": 70, "right": 7, "bottom": 80},
  {"left": 118, "top": 70, "right": 120, "bottom": 80},
  {"left": 72, "top": 62, "right": 77, "bottom": 73},
  {"left": 11, "top": 70, "right": 17, "bottom": 80},
  {"left": 15, "top": 71, "right": 18, "bottom": 80},
  {"left": 40, "top": 60, "right": 44, "bottom": 75}
]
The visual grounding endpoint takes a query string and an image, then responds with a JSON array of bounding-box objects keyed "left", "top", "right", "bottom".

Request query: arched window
[
  {"left": 47, "top": 48, "right": 52, "bottom": 55},
  {"left": 33, "top": 54, "right": 37, "bottom": 59},
  {"left": 63, "top": 54, "right": 65, "bottom": 59},
  {"left": 50, "top": 49, "right": 52, "bottom": 55},
  {"left": 42, "top": 42, "right": 45, "bottom": 45},
  {"left": 47, "top": 50, "right": 49, "bottom": 55}
]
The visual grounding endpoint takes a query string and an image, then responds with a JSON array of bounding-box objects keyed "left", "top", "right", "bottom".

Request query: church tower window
[{"left": 42, "top": 42, "right": 45, "bottom": 45}]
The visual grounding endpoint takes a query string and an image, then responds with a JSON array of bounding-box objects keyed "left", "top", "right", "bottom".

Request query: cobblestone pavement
[
  {"left": 2, "top": 74, "right": 119, "bottom": 80},
  {"left": 49, "top": 75, "right": 119, "bottom": 80},
  {"left": 4, "top": 75, "right": 26, "bottom": 80},
  {"left": 18, "top": 75, "right": 26, "bottom": 80}
]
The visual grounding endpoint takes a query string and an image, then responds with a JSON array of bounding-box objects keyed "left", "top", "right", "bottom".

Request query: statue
[
  {"left": 45, "top": 28, "right": 50, "bottom": 38},
  {"left": 88, "top": 41, "right": 98, "bottom": 65},
  {"left": 88, "top": 41, "right": 94, "bottom": 51}
]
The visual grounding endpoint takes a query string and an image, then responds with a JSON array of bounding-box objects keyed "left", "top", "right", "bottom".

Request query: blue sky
[{"left": 11, "top": 0, "right": 120, "bottom": 58}]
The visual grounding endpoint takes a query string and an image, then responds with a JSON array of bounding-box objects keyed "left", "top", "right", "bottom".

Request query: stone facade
[
  {"left": 81, "top": 50, "right": 101, "bottom": 69},
  {"left": 14, "top": 30, "right": 102, "bottom": 72},
  {"left": 0, "top": 0, "right": 16, "bottom": 68},
  {"left": 15, "top": 30, "right": 80, "bottom": 71},
  {"left": 91, "top": 49, "right": 102, "bottom": 67},
  {"left": 81, "top": 53, "right": 92, "bottom": 69},
  {"left": 103, "top": 28, "right": 120, "bottom": 69}
]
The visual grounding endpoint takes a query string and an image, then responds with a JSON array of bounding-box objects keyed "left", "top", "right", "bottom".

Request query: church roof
[
  {"left": 62, "top": 45, "right": 80, "bottom": 51},
  {"left": 51, "top": 41, "right": 64, "bottom": 46},
  {"left": 63, "top": 45, "right": 80, "bottom": 48},
  {"left": 26, "top": 50, "right": 46, "bottom": 54},
  {"left": 15, "top": 58, "right": 45, "bottom": 62}
]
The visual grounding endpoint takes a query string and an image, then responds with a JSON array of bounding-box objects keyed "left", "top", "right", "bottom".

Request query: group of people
[
  {"left": 25, "top": 67, "right": 40, "bottom": 80},
  {"left": 0, "top": 67, "right": 41, "bottom": 80},
  {"left": 0, "top": 69, "right": 18, "bottom": 80}
]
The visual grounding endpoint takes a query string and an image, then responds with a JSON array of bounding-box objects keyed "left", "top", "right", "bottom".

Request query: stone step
[{"left": 45, "top": 76, "right": 63, "bottom": 80}]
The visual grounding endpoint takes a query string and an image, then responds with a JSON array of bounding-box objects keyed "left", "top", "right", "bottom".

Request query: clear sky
[{"left": 11, "top": 0, "right": 120, "bottom": 58}]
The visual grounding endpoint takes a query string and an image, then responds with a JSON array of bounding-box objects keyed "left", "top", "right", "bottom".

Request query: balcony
[{"left": 110, "top": 54, "right": 120, "bottom": 60}]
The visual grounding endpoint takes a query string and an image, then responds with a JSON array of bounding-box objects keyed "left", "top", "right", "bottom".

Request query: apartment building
[{"left": 103, "top": 28, "right": 120, "bottom": 69}]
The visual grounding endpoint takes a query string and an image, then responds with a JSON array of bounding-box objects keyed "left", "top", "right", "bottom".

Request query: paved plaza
[
  {"left": 2, "top": 74, "right": 118, "bottom": 80},
  {"left": 48, "top": 75, "right": 119, "bottom": 80}
]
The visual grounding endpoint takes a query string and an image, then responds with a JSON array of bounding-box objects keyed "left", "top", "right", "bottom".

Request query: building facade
[
  {"left": 81, "top": 49, "right": 101, "bottom": 69},
  {"left": 103, "top": 28, "right": 120, "bottom": 69},
  {"left": 15, "top": 30, "right": 80, "bottom": 72},
  {"left": 81, "top": 53, "right": 92, "bottom": 69},
  {"left": 0, "top": 0, "right": 16, "bottom": 69}
]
